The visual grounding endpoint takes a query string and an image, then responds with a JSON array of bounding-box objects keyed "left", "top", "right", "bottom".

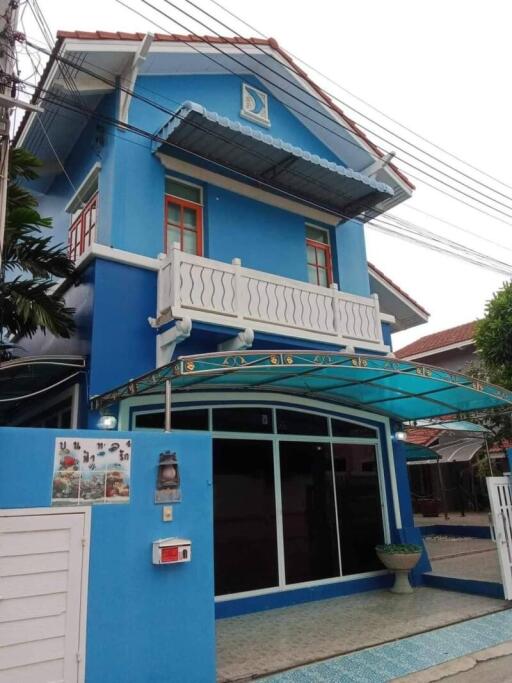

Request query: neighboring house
[
  {"left": 3, "top": 32, "right": 512, "bottom": 680},
  {"left": 395, "top": 320, "right": 478, "bottom": 372},
  {"left": 396, "top": 321, "right": 508, "bottom": 512}
]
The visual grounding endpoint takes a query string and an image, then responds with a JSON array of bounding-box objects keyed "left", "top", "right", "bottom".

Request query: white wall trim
[
  {"left": 75, "top": 243, "right": 161, "bottom": 272},
  {"left": 157, "top": 153, "right": 340, "bottom": 225}
]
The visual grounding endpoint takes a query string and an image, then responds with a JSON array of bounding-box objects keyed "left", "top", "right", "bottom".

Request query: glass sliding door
[
  {"left": 333, "top": 444, "right": 384, "bottom": 575},
  {"left": 213, "top": 439, "right": 278, "bottom": 595},
  {"left": 280, "top": 441, "right": 340, "bottom": 585}
]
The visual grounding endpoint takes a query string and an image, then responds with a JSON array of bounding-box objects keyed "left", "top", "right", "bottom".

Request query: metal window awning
[
  {"left": 90, "top": 351, "right": 512, "bottom": 422},
  {"left": 152, "top": 101, "right": 394, "bottom": 219},
  {"left": 0, "top": 355, "right": 86, "bottom": 420},
  {"left": 406, "top": 437, "right": 485, "bottom": 465}
]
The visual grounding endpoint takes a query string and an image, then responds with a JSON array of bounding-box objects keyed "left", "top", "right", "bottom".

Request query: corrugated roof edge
[
  {"left": 15, "top": 30, "right": 414, "bottom": 192},
  {"left": 156, "top": 101, "right": 394, "bottom": 194}
]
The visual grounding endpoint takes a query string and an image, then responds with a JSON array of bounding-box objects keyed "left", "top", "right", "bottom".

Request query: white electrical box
[{"left": 152, "top": 537, "right": 191, "bottom": 565}]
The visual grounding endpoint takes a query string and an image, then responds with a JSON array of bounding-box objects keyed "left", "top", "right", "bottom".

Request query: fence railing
[
  {"left": 156, "top": 243, "right": 387, "bottom": 350},
  {"left": 68, "top": 193, "right": 98, "bottom": 262}
]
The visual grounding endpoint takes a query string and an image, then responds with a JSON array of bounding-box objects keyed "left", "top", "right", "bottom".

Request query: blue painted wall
[
  {"left": 34, "top": 94, "right": 118, "bottom": 250},
  {"left": 0, "top": 427, "right": 215, "bottom": 683},
  {"left": 335, "top": 220, "right": 371, "bottom": 296},
  {"left": 25, "top": 71, "right": 373, "bottom": 293},
  {"left": 207, "top": 184, "right": 315, "bottom": 280},
  {"left": 89, "top": 260, "right": 157, "bottom": 397},
  {"left": 391, "top": 435, "right": 431, "bottom": 580}
]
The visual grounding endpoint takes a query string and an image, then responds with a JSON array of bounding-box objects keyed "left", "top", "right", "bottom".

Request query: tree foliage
[
  {"left": 471, "top": 281, "right": 512, "bottom": 450},
  {"left": 1, "top": 148, "right": 76, "bottom": 350},
  {"left": 475, "top": 281, "right": 512, "bottom": 389}
]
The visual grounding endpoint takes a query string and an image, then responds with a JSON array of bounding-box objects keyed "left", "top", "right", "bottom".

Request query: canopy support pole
[
  {"left": 165, "top": 378, "right": 172, "bottom": 432},
  {"left": 436, "top": 456, "right": 449, "bottom": 520}
]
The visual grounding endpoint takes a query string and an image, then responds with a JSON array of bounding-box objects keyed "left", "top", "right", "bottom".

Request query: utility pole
[
  {"left": 0, "top": 1, "right": 42, "bottom": 269},
  {"left": 0, "top": 0, "right": 18, "bottom": 268}
]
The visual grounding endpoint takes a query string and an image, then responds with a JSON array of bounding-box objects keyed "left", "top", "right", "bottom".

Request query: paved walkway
[
  {"left": 424, "top": 536, "right": 501, "bottom": 582},
  {"left": 414, "top": 512, "right": 490, "bottom": 527},
  {"left": 216, "top": 588, "right": 507, "bottom": 682},
  {"left": 258, "top": 609, "right": 512, "bottom": 682}
]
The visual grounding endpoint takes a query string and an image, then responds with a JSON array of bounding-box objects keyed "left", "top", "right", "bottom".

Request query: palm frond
[
  {"left": 1, "top": 148, "right": 77, "bottom": 342},
  {"left": 1, "top": 277, "right": 76, "bottom": 339}
]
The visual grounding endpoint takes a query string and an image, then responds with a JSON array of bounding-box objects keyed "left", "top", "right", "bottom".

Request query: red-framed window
[
  {"left": 164, "top": 179, "right": 203, "bottom": 256},
  {"left": 68, "top": 192, "right": 98, "bottom": 263},
  {"left": 306, "top": 225, "right": 333, "bottom": 287}
]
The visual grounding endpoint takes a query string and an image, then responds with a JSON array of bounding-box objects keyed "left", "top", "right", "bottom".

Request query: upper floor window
[
  {"left": 306, "top": 224, "right": 333, "bottom": 287},
  {"left": 67, "top": 164, "right": 100, "bottom": 263},
  {"left": 165, "top": 178, "right": 203, "bottom": 256}
]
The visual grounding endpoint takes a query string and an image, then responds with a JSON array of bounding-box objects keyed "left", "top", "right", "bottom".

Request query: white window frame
[
  {"left": 65, "top": 162, "right": 101, "bottom": 215},
  {"left": 124, "top": 394, "right": 393, "bottom": 601}
]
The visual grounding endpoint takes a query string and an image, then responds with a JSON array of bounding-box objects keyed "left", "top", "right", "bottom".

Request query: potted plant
[{"left": 375, "top": 543, "right": 423, "bottom": 594}]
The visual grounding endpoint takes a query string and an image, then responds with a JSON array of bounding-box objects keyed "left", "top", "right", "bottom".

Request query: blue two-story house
[{"left": 8, "top": 30, "right": 509, "bottom": 626}]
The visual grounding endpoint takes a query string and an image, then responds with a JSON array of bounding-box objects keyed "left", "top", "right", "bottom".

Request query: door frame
[
  {"left": 0, "top": 506, "right": 91, "bottom": 683},
  {"left": 212, "top": 426, "right": 389, "bottom": 602}
]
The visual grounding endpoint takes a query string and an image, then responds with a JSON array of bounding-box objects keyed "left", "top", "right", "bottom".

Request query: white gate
[
  {"left": 0, "top": 508, "right": 90, "bottom": 683},
  {"left": 487, "top": 476, "right": 512, "bottom": 599}
]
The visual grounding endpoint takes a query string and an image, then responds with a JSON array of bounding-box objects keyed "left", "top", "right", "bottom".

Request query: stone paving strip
[
  {"left": 258, "top": 608, "right": 512, "bottom": 683},
  {"left": 394, "top": 641, "right": 512, "bottom": 682},
  {"left": 217, "top": 588, "right": 507, "bottom": 682}
]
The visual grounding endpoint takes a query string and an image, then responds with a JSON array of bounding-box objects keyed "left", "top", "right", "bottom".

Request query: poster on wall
[{"left": 52, "top": 438, "right": 131, "bottom": 505}]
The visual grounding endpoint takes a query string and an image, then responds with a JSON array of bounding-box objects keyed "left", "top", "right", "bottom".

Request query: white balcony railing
[{"left": 156, "top": 243, "right": 388, "bottom": 351}]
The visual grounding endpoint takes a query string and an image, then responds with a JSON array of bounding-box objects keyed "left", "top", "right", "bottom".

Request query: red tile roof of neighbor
[
  {"left": 52, "top": 31, "right": 414, "bottom": 191},
  {"left": 405, "top": 427, "right": 441, "bottom": 447},
  {"left": 395, "top": 321, "right": 478, "bottom": 359}
]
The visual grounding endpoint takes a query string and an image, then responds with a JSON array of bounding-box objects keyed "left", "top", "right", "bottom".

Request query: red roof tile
[
  {"left": 51, "top": 31, "right": 414, "bottom": 191},
  {"left": 368, "top": 262, "right": 429, "bottom": 316},
  {"left": 395, "top": 321, "right": 478, "bottom": 360},
  {"left": 405, "top": 427, "right": 441, "bottom": 447}
]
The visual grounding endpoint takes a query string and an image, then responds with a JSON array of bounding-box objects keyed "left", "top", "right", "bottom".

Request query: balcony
[
  {"left": 155, "top": 244, "right": 389, "bottom": 352},
  {"left": 68, "top": 192, "right": 98, "bottom": 262}
]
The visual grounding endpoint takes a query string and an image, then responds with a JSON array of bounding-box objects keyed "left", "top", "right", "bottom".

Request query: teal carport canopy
[
  {"left": 91, "top": 351, "right": 512, "bottom": 422},
  {"left": 152, "top": 101, "right": 394, "bottom": 219}
]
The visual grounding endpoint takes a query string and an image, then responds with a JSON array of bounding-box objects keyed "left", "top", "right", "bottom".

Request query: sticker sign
[{"left": 52, "top": 438, "right": 131, "bottom": 505}]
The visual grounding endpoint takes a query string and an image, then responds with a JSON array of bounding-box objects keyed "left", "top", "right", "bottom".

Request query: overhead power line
[
  {"left": 114, "top": 0, "right": 512, "bottom": 228},
  {"left": 16, "top": 5, "right": 512, "bottom": 278},
  {"left": 179, "top": 0, "right": 512, "bottom": 209},
  {"left": 205, "top": 0, "right": 512, "bottom": 194},
  {"left": 16, "top": 71, "right": 512, "bottom": 280}
]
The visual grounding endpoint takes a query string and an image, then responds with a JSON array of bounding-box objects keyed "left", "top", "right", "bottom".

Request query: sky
[{"left": 17, "top": 0, "right": 512, "bottom": 349}]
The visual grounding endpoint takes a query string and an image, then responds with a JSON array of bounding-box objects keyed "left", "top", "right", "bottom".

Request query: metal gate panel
[
  {"left": 487, "top": 476, "right": 512, "bottom": 599},
  {"left": 0, "top": 509, "right": 90, "bottom": 683}
]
